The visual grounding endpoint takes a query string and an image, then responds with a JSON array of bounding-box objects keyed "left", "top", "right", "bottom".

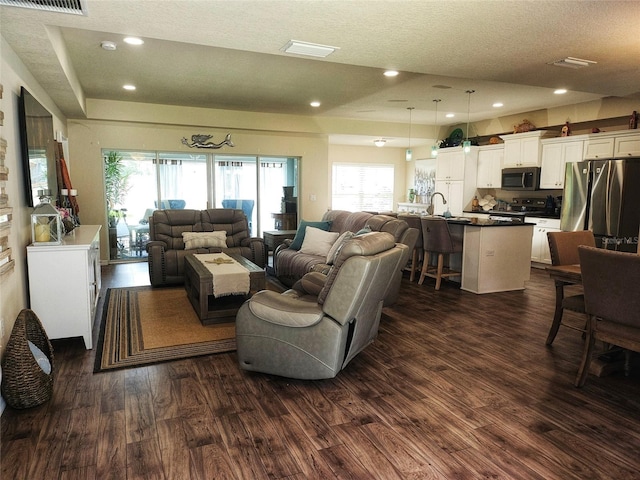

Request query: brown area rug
[{"left": 94, "top": 286, "right": 237, "bottom": 372}]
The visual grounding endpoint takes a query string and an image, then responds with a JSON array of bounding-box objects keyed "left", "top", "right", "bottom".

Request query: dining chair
[
  {"left": 545, "top": 230, "right": 595, "bottom": 345},
  {"left": 418, "top": 217, "right": 462, "bottom": 290},
  {"left": 397, "top": 214, "right": 423, "bottom": 282},
  {"left": 575, "top": 245, "right": 640, "bottom": 387}
]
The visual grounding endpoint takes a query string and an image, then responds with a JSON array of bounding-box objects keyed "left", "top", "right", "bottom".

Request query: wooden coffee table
[{"left": 184, "top": 253, "right": 265, "bottom": 325}]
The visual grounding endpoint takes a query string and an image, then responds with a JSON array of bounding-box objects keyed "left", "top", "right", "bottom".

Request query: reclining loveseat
[{"left": 146, "top": 208, "right": 266, "bottom": 287}]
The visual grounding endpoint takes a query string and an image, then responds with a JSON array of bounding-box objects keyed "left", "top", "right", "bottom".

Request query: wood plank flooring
[{"left": 2, "top": 263, "right": 640, "bottom": 479}]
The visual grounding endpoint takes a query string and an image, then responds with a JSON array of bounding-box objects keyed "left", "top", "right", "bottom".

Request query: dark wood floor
[{"left": 2, "top": 263, "right": 640, "bottom": 479}]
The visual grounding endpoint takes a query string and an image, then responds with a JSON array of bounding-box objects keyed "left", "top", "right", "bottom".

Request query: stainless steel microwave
[{"left": 501, "top": 167, "right": 541, "bottom": 191}]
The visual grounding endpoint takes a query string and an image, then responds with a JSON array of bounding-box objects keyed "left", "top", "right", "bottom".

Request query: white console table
[{"left": 27, "top": 225, "right": 101, "bottom": 349}]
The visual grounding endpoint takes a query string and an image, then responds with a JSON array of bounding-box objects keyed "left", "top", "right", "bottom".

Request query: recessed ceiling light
[
  {"left": 446, "top": 113, "right": 455, "bottom": 118},
  {"left": 100, "top": 41, "right": 117, "bottom": 51},
  {"left": 123, "top": 37, "right": 144, "bottom": 45},
  {"left": 374, "top": 139, "right": 386, "bottom": 147},
  {"left": 554, "top": 89, "right": 567, "bottom": 95},
  {"left": 123, "top": 85, "right": 136, "bottom": 91},
  {"left": 310, "top": 101, "right": 321, "bottom": 107},
  {"left": 384, "top": 70, "right": 399, "bottom": 77},
  {"left": 492, "top": 102, "right": 504, "bottom": 108}
]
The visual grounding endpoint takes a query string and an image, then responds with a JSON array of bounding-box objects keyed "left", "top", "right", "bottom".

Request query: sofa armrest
[
  {"left": 146, "top": 241, "right": 168, "bottom": 286},
  {"left": 247, "top": 290, "right": 324, "bottom": 327},
  {"left": 242, "top": 236, "right": 267, "bottom": 267}
]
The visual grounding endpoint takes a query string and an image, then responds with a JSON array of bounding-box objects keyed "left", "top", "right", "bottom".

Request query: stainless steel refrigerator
[{"left": 560, "top": 158, "right": 640, "bottom": 252}]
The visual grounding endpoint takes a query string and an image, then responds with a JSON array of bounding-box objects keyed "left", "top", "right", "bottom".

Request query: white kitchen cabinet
[
  {"left": 500, "top": 130, "right": 549, "bottom": 167},
  {"left": 584, "top": 131, "right": 640, "bottom": 159},
  {"left": 432, "top": 146, "right": 478, "bottom": 216},
  {"left": 26, "top": 225, "right": 102, "bottom": 349},
  {"left": 528, "top": 217, "right": 560, "bottom": 264},
  {"left": 434, "top": 180, "right": 464, "bottom": 216},
  {"left": 540, "top": 136, "right": 585, "bottom": 189},
  {"left": 436, "top": 149, "right": 466, "bottom": 181},
  {"left": 476, "top": 145, "right": 503, "bottom": 188}
]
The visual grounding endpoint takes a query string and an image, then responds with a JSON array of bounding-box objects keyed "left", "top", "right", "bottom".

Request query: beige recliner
[{"left": 236, "top": 232, "right": 408, "bottom": 379}]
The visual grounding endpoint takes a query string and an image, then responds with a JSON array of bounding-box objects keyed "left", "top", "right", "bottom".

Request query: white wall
[{"left": 0, "top": 37, "right": 68, "bottom": 412}]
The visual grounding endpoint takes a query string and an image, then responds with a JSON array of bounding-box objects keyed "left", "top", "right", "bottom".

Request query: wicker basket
[{"left": 1, "top": 309, "right": 54, "bottom": 409}]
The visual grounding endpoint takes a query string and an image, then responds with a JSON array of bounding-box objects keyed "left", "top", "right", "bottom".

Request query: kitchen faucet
[{"left": 427, "top": 191, "right": 447, "bottom": 216}]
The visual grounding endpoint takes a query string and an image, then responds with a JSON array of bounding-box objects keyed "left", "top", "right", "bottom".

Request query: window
[{"left": 332, "top": 163, "right": 394, "bottom": 212}]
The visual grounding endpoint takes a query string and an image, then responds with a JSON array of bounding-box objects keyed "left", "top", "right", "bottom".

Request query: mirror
[{"left": 18, "top": 87, "right": 57, "bottom": 207}]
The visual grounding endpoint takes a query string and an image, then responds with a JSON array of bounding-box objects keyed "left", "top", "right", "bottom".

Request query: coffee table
[{"left": 184, "top": 253, "right": 265, "bottom": 325}]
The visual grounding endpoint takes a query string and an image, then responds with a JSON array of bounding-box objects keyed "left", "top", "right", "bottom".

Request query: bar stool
[
  {"left": 418, "top": 217, "right": 463, "bottom": 290},
  {"left": 397, "top": 214, "right": 423, "bottom": 282}
]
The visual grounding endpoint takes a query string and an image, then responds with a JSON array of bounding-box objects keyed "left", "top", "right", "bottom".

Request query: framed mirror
[{"left": 17, "top": 87, "right": 57, "bottom": 207}]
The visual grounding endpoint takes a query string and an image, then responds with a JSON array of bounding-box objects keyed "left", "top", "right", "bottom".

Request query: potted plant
[{"left": 104, "top": 151, "right": 130, "bottom": 227}]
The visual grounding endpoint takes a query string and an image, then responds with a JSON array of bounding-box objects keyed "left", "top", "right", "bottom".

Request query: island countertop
[{"left": 445, "top": 217, "right": 536, "bottom": 227}]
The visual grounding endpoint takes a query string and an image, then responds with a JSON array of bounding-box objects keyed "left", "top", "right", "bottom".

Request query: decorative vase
[{"left": 408, "top": 189, "right": 416, "bottom": 203}]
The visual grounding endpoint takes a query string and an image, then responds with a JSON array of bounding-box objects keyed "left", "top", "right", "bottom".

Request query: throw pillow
[
  {"left": 299, "top": 227, "right": 340, "bottom": 256},
  {"left": 182, "top": 231, "right": 227, "bottom": 250},
  {"left": 289, "top": 220, "right": 332, "bottom": 250},
  {"left": 326, "top": 230, "right": 354, "bottom": 265}
]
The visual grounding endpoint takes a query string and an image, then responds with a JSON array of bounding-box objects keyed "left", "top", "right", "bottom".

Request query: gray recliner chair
[{"left": 236, "top": 232, "right": 408, "bottom": 379}]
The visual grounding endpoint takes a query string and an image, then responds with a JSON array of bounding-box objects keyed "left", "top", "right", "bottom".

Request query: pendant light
[
  {"left": 431, "top": 99, "right": 441, "bottom": 157},
  {"left": 406, "top": 107, "right": 414, "bottom": 162},
  {"left": 463, "top": 89, "right": 475, "bottom": 153}
]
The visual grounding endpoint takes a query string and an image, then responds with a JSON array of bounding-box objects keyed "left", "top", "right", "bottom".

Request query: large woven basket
[{"left": 1, "top": 309, "right": 54, "bottom": 409}]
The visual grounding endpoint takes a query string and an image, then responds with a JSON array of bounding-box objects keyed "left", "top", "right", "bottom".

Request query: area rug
[{"left": 94, "top": 286, "right": 237, "bottom": 372}]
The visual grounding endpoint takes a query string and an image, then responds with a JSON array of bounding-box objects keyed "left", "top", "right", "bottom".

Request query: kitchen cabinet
[
  {"left": 500, "top": 130, "right": 549, "bottom": 167},
  {"left": 476, "top": 145, "right": 503, "bottom": 188},
  {"left": 436, "top": 149, "right": 466, "bottom": 180},
  {"left": 26, "top": 225, "right": 101, "bottom": 349},
  {"left": 528, "top": 217, "right": 560, "bottom": 264},
  {"left": 432, "top": 146, "right": 478, "bottom": 216},
  {"left": 540, "top": 136, "right": 585, "bottom": 189},
  {"left": 584, "top": 131, "right": 640, "bottom": 159}
]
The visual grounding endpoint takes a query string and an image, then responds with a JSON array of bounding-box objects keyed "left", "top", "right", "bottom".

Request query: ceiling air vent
[
  {"left": 548, "top": 57, "right": 597, "bottom": 69},
  {"left": 0, "top": 0, "right": 87, "bottom": 15},
  {"left": 281, "top": 40, "right": 339, "bottom": 58}
]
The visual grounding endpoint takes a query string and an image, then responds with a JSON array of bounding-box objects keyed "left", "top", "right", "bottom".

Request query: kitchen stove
[{"left": 510, "top": 197, "right": 560, "bottom": 218}]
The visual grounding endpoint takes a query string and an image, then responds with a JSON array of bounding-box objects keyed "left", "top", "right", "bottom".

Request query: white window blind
[{"left": 332, "top": 163, "right": 394, "bottom": 212}]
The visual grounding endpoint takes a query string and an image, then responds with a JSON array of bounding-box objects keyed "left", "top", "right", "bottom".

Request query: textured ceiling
[{"left": 1, "top": 0, "right": 639, "bottom": 143}]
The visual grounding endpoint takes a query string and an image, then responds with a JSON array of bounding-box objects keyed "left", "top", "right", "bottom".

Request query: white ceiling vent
[
  {"left": 281, "top": 40, "right": 339, "bottom": 58},
  {"left": 0, "top": 0, "right": 87, "bottom": 15},
  {"left": 549, "top": 57, "right": 597, "bottom": 69}
]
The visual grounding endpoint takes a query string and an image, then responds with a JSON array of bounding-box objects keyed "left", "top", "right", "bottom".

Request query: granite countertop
[
  {"left": 447, "top": 217, "right": 535, "bottom": 227},
  {"left": 463, "top": 210, "right": 560, "bottom": 220}
]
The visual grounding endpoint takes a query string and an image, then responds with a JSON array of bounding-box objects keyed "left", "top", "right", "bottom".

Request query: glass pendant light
[
  {"left": 406, "top": 107, "right": 414, "bottom": 162},
  {"left": 463, "top": 89, "right": 475, "bottom": 154},
  {"left": 431, "top": 99, "right": 441, "bottom": 158}
]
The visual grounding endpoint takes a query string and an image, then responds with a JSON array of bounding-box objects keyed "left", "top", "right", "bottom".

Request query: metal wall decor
[{"left": 181, "top": 133, "right": 235, "bottom": 149}]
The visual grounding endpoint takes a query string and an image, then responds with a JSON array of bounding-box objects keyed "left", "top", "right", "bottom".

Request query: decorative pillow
[
  {"left": 182, "top": 231, "right": 227, "bottom": 250},
  {"left": 289, "top": 220, "right": 332, "bottom": 251},
  {"left": 326, "top": 231, "right": 354, "bottom": 265},
  {"left": 299, "top": 227, "right": 340, "bottom": 256}
]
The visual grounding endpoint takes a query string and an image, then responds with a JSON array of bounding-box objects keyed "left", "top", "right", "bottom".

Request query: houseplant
[{"left": 104, "top": 151, "right": 130, "bottom": 227}]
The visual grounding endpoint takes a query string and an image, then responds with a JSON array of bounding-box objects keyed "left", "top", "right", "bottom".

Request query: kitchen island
[{"left": 445, "top": 217, "right": 534, "bottom": 294}]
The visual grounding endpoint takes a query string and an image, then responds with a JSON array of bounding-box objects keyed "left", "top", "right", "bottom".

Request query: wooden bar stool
[
  {"left": 397, "top": 214, "right": 423, "bottom": 282},
  {"left": 418, "top": 217, "right": 462, "bottom": 290}
]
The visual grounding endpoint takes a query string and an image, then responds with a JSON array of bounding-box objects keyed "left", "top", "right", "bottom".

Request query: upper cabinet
[
  {"left": 540, "top": 135, "right": 586, "bottom": 189},
  {"left": 584, "top": 131, "right": 640, "bottom": 159},
  {"left": 500, "top": 131, "right": 550, "bottom": 167},
  {"left": 476, "top": 144, "right": 503, "bottom": 188},
  {"left": 436, "top": 149, "right": 467, "bottom": 181}
]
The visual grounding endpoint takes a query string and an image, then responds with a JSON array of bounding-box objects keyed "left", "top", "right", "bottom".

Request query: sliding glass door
[{"left": 104, "top": 149, "right": 298, "bottom": 261}]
